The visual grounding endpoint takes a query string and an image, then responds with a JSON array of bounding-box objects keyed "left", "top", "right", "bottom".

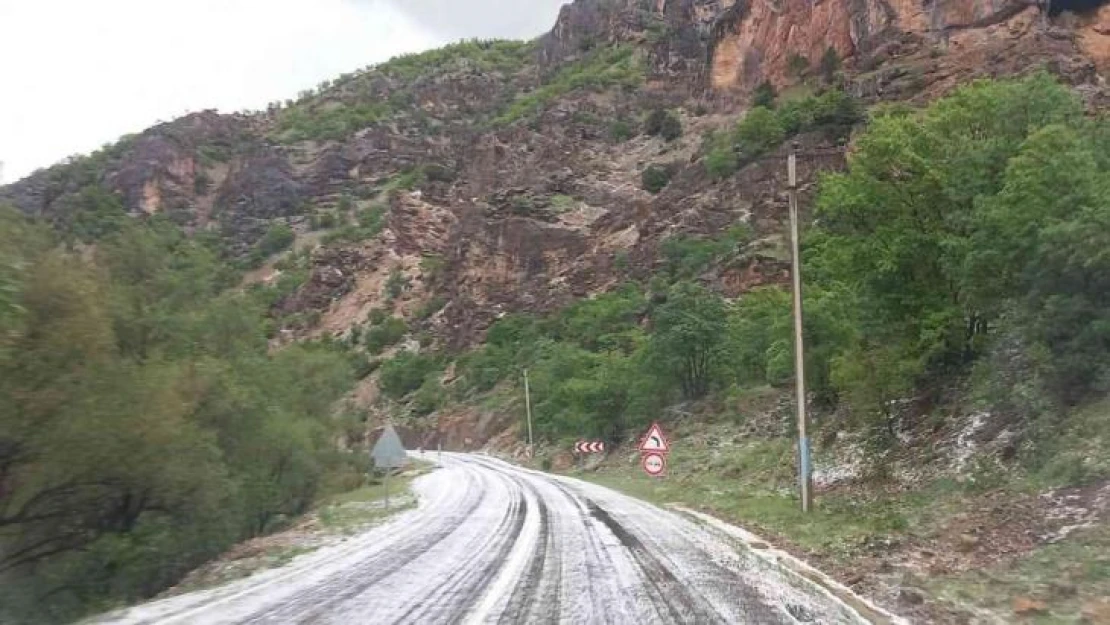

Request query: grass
[
  {"left": 580, "top": 438, "right": 908, "bottom": 559},
  {"left": 927, "top": 523, "right": 1110, "bottom": 623},
  {"left": 569, "top": 398, "right": 1110, "bottom": 621}
]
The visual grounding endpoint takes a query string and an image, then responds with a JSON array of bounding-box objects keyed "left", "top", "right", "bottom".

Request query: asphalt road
[{"left": 98, "top": 453, "right": 877, "bottom": 624}]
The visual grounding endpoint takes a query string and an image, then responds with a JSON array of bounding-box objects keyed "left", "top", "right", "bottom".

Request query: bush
[
  {"left": 705, "top": 144, "right": 739, "bottom": 179},
  {"left": 752, "top": 81, "right": 777, "bottom": 109},
  {"left": 417, "top": 297, "right": 447, "bottom": 320},
  {"left": 787, "top": 53, "right": 810, "bottom": 80},
  {"left": 733, "top": 106, "right": 786, "bottom": 159},
  {"left": 385, "top": 269, "right": 410, "bottom": 300},
  {"left": 819, "top": 46, "right": 841, "bottom": 84},
  {"left": 257, "top": 223, "right": 295, "bottom": 257},
  {"left": 641, "top": 165, "right": 672, "bottom": 194},
  {"left": 364, "top": 317, "right": 407, "bottom": 355},
  {"left": 610, "top": 119, "right": 635, "bottom": 142},
  {"left": 494, "top": 45, "right": 643, "bottom": 125},
  {"left": 378, "top": 352, "right": 442, "bottom": 399},
  {"left": 312, "top": 211, "right": 338, "bottom": 230},
  {"left": 412, "top": 377, "right": 446, "bottom": 416},
  {"left": 645, "top": 109, "right": 683, "bottom": 141}
]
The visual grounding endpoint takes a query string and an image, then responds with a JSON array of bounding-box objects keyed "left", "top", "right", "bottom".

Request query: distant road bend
[{"left": 99, "top": 454, "right": 885, "bottom": 624}]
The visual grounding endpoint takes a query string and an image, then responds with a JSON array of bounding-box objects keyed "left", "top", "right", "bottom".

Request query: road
[{"left": 97, "top": 453, "right": 881, "bottom": 624}]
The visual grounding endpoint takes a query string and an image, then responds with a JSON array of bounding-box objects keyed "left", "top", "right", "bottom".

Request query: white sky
[{"left": 0, "top": 0, "right": 566, "bottom": 183}]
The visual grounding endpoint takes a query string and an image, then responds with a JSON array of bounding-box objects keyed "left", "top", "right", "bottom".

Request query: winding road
[{"left": 97, "top": 453, "right": 884, "bottom": 624}]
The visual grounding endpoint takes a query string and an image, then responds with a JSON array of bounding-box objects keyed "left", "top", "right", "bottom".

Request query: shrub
[
  {"left": 733, "top": 106, "right": 786, "bottom": 160},
  {"left": 378, "top": 352, "right": 442, "bottom": 399},
  {"left": 819, "top": 46, "right": 841, "bottom": 84},
  {"left": 787, "top": 53, "right": 810, "bottom": 80},
  {"left": 645, "top": 109, "right": 682, "bottom": 141},
  {"left": 752, "top": 80, "right": 777, "bottom": 109},
  {"left": 385, "top": 268, "right": 410, "bottom": 300},
  {"left": 364, "top": 317, "right": 407, "bottom": 355},
  {"left": 641, "top": 165, "right": 672, "bottom": 194},
  {"left": 312, "top": 211, "right": 338, "bottom": 230},
  {"left": 417, "top": 297, "right": 447, "bottom": 320},
  {"left": 257, "top": 223, "right": 295, "bottom": 257},
  {"left": 610, "top": 119, "right": 635, "bottom": 142},
  {"left": 705, "top": 144, "right": 739, "bottom": 179}
]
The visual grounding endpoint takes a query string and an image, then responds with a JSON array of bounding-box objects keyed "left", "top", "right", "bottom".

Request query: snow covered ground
[{"left": 93, "top": 453, "right": 883, "bottom": 624}]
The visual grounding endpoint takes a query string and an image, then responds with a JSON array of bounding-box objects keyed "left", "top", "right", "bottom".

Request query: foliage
[
  {"left": 0, "top": 211, "right": 357, "bottom": 624},
  {"left": 494, "top": 45, "right": 643, "bottom": 125},
  {"left": 644, "top": 109, "right": 683, "bottom": 141},
  {"left": 609, "top": 118, "right": 635, "bottom": 142},
  {"left": 752, "top": 80, "right": 777, "bottom": 109},
  {"left": 385, "top": 268, "right": 410, "bottom": 300},
  {"left": 641, "top": 164, "right": 671, "bottom": 194},
  {"left": 378, "top": 351, "right": 443, "bottom": 399},
  {"left": 274, "top": 101, "right": 393, "bottom": 143},
  {"left": 803, "top": 73, "right": 1110, "bottom": 439},
  {"left": 787, "top": 53, "right": 810, "bottom": 80},
  {"left": 645, "top": 282, "right": 729, "bottom": 399},
  {"left": 659, "top": 226, "right": 750, "bottom": 281},
  {"left": 321, "top": 204, "right": 387, "bottom": 245},
  {"left": 819, "top": 46, "right": 841, "bottom": 84},
  {"left": 51, "top": 184, "right": 129, "bottom": 243},
  {"left": 733, "top": 106, "right": 786, "bottom": 159},
  {"left": 363, "top": 317, "right": 408, "bottom": 355},
  {"left": 704, "top": 89, "right": 863, "bottom": 178},
  {"left": 375, "top": 39, "right": 534, "bottom": 80},
  {"left": 255, "top": 222, "right": 295, "bottom": 258}
]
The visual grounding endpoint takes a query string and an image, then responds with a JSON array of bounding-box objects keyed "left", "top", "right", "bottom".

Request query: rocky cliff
[{"left": 2, "top": 0, "right": 1108, "bottom": 389}]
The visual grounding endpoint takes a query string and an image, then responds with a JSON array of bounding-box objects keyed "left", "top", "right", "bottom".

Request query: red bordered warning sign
[
  {"left": 641, "top": 453, "right": 666, "bottom": 477},
  {"left": 638, "top": 422, "right": 670, "bottom": 454}
]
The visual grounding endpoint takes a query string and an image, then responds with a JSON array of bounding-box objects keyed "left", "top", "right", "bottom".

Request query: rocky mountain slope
[
  {"left": 4, "top": 1, "right": 1110, "bottom": 622},
  {"left": 1, "top": 0, "right": 1107, "bottom": 448}
]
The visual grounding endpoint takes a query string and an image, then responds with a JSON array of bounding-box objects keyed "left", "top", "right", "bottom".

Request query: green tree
[{"left": 646, "top": 282, "right": 728, "bottom": 399}]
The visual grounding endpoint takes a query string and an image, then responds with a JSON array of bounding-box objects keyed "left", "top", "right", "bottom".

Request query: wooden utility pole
[
  {"left": 524, "top": 369, "right": 534, "bottom": 458},
  {"left": 787, "top": 142, "right": 813, "bottom": 513}
]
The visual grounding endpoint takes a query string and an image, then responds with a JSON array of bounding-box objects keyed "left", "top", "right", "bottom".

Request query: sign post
[
  {"left": 638, "top": 422, "right": 671, "bottom": 478},
  {"left": 371, "top": 424, "right": 408, "bottom": 511}
]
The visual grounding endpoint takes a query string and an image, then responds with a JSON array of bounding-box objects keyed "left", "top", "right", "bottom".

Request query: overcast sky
[{"left": 0, "top": 0, "right": 566, "bottom": 183}]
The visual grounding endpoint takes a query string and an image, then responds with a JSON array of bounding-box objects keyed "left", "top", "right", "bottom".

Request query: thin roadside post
[
  {"left": 787, "top": 142, "right": 813, "bottom": 513},
  {"left": 524, "top": 368, "right": 534, "bottom": 456}
]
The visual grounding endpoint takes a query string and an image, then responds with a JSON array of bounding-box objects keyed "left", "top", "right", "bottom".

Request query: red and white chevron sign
[{"left": 574, "top": 440, "right": 606, "bottom": 454}]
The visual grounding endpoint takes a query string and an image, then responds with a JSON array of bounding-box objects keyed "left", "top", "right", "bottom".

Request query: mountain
[{"left": 3, "top": 2, "right": 1110, "bottom": 620}]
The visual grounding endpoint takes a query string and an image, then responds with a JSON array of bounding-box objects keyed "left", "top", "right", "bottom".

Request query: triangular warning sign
[{"left": 638, "top": 422, "right": 670, "bottom": 453}]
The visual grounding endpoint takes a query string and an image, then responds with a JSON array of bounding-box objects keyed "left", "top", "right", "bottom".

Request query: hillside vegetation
[
  {"left": 0, "top": 212, "right": 364, "bottom": 623},
  {"left": 1, "top": 0, "right": 1109, "bottom": 619}
]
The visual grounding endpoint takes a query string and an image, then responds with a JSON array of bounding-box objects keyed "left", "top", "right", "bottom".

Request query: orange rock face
[
  {"left": 711, "top": 0, "right": 861, "bottom": 91},
  {"left": 708, "top": 0, "right": 1080, "bottom": 91}
]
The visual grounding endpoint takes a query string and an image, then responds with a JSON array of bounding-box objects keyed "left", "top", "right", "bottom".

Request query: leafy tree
[
  {"left": 814, "top": 73, "right": 1082, "bottom": 374},
  {"left": 645, "top": 282, "right": 728, "bottom": 399},
  {"left": 379, "top": 351, "right": 442, "bottom": 399},
  {"left": 733, "top": 106, "right": 785, "bottom": 160}
]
